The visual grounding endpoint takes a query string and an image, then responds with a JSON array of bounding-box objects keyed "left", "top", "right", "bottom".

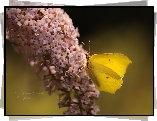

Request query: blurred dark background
[{"left": 6, "top": 7, "right": 154, "bottom": 115}]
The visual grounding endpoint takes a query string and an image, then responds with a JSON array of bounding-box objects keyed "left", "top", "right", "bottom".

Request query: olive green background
[{"left": 6, "top": 7, "right": 153, "bottom": 115}]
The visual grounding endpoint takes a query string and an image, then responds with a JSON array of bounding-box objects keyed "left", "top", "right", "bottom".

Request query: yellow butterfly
[{"left": 85, "top": 53, "right": 132, "bottom": 94}]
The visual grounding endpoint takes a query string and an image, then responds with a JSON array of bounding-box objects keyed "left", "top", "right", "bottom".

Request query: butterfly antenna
[
  {"left": 88, "top": 40, "right": 90, "bottom": 55},
  {"left": 81, "top": 40, "right": 91, "bottom": 60}
]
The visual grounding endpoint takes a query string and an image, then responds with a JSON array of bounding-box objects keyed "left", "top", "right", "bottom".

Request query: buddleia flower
[{"left": 6, "top": 7, "right": 100, "bottom": 115}]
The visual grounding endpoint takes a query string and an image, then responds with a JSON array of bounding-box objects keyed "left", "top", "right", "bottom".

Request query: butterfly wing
[
  {"left": 86, "top": 53, "right": 132, "bottom": 94},
  {"left": 89, "top": 53, "right": 132, "bottom": 78},
  {"left": 86, "top": 64, "right": 122, "bottom": 94}
]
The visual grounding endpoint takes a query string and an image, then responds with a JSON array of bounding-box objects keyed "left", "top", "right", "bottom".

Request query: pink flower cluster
[{"left": 6, "top": 8, "right": 100, "bottom": 115}]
